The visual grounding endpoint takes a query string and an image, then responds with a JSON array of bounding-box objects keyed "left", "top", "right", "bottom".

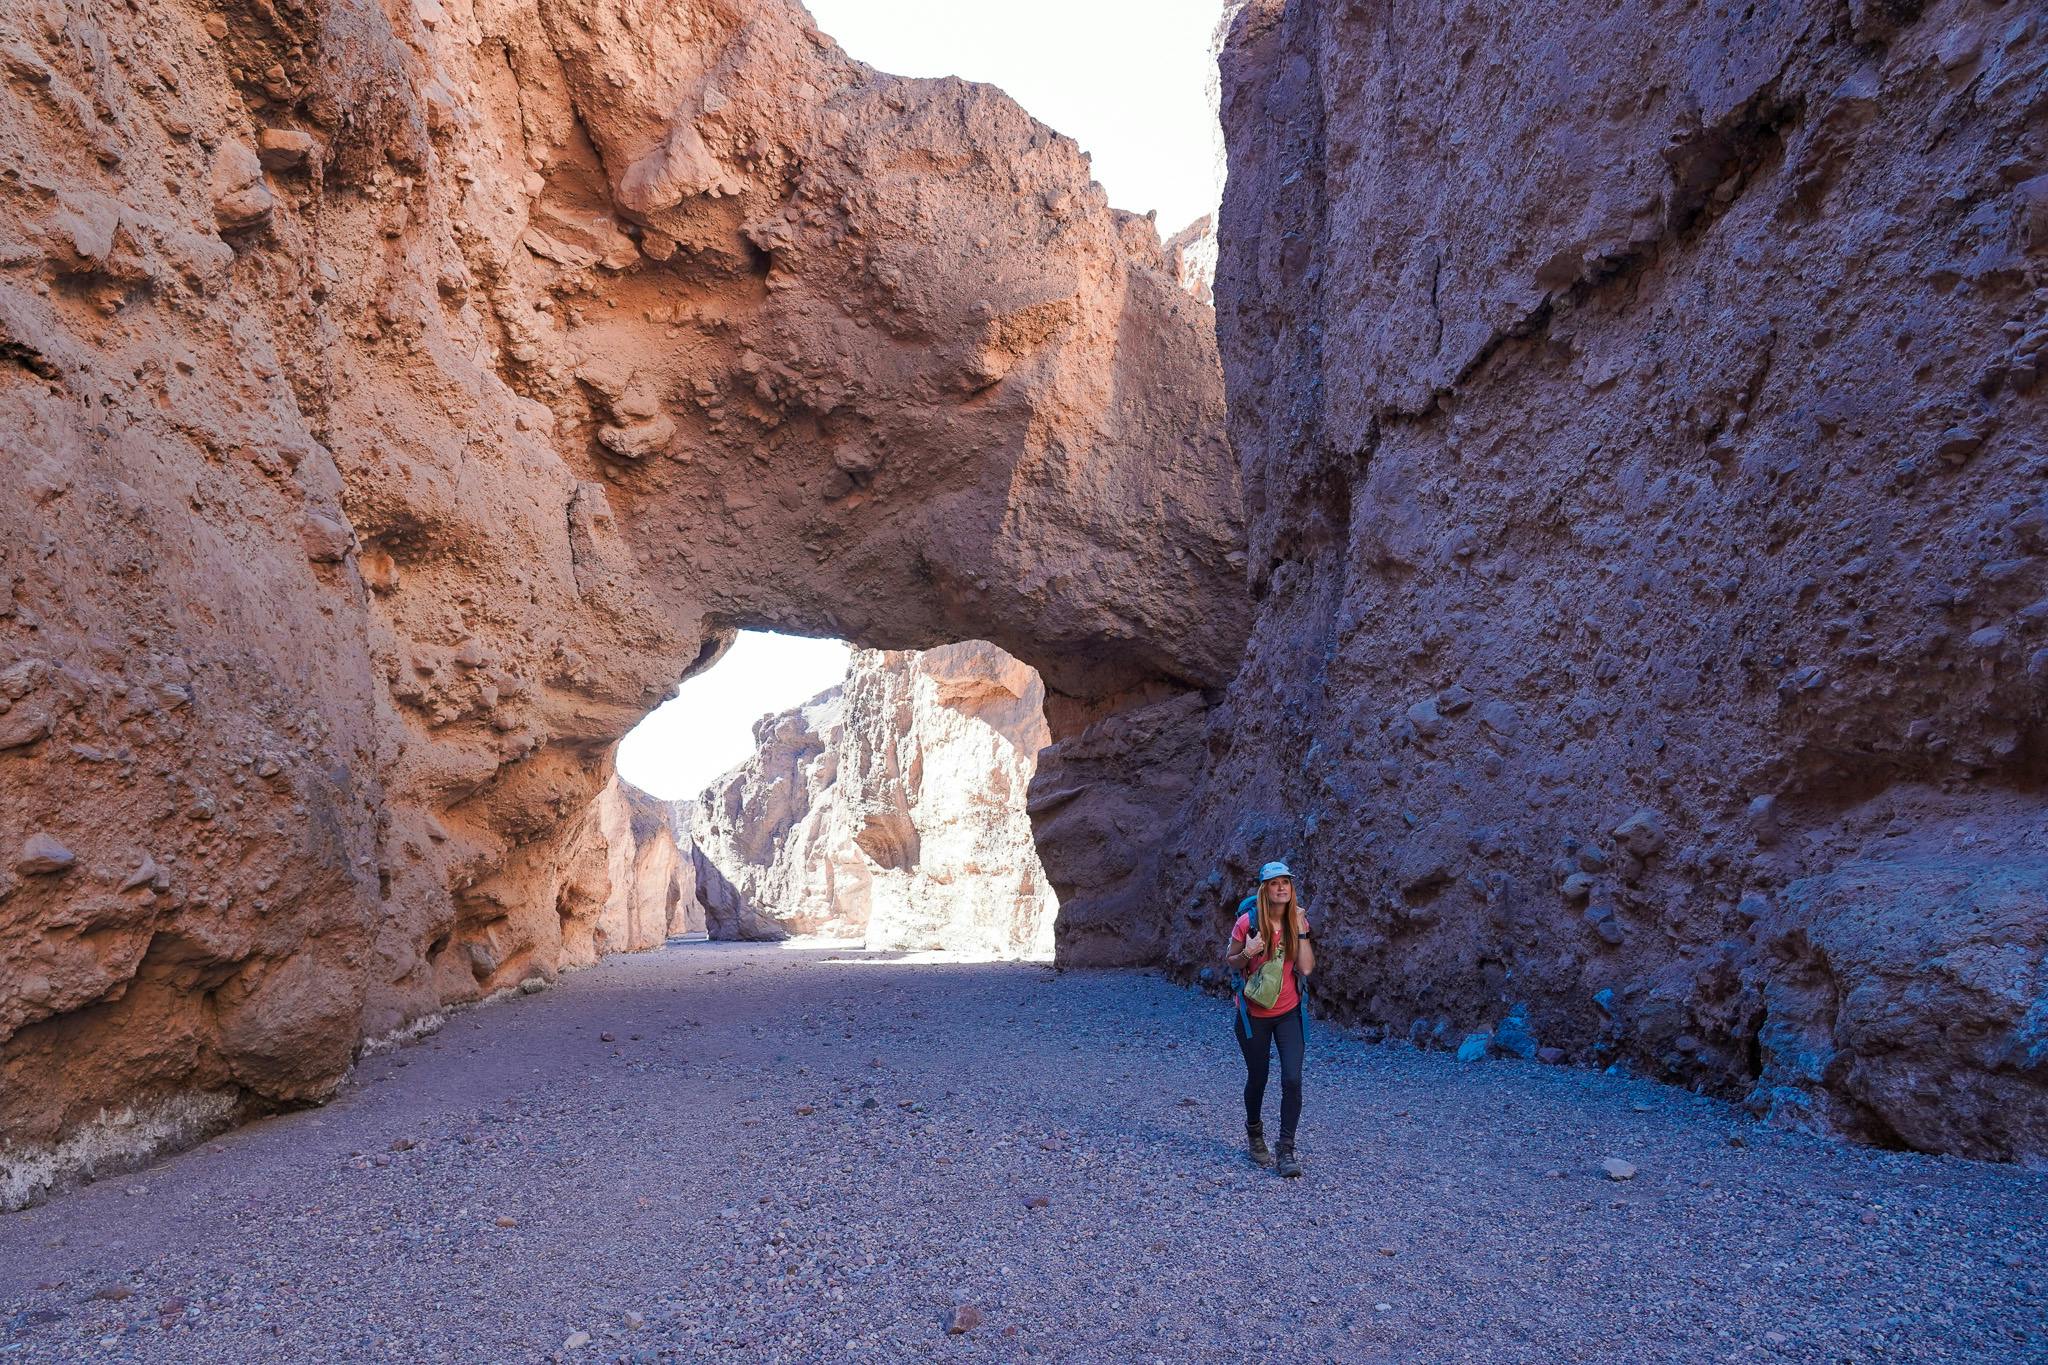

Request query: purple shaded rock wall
[{"left": 1174, "top": 0, "right": 2048, "bottom": 1159}]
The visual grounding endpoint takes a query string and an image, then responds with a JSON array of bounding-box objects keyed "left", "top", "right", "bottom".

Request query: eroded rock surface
[
  {"left": 0, "top": 0, "right": 1243, "bottom": 1201},
  {"left": 1174, "top": 0, "right": 2048, "bottom": 1159},
  {"left": 559, "top": 775, "right": 700, "bottom": 961},
  {"left": 689, "top": 641, "right": 1057, "bottom": 958}
]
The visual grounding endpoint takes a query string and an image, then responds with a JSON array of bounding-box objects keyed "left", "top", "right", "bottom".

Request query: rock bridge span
[{"left": 0, "top": 0, "right": 1245, "bottom": 1201}]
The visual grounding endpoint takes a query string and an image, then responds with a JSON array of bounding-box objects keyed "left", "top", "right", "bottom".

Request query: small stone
[
  {"left": 1744, "top": 794, "right": 1780, "bottom": 846},
  {"left": 1374, "top": 1302, "right": 1392, "bottom": 1312},
  {"left": 1561, "top": 871, "right": 1596, "bottom": 900},
  {"left": 1405, "top": 696, "right": 1444, "bottom": 738},
  {"left": 0, "top": 706, "right": 52, "bottom": 750},
  {"left": 388, "top": 1138, "right": 414, "bottom": 1152},
  {"left": 210, "top": 141, "right": 275, "bottom": 233},
  {"left": 256, "top": 127, "right": 318, "bottom": 172},
  {"left": 360, "top": 550, "right": 400, "bottom": 594},
  {"left": 1934, "top": 424, "right": 1987, "bottom": 464},
  {"left": 1023, "top": 1196, "right": 1048, "bottom": 1209},
  {"left": 1436, "top": 683, "right": 1474, "bottom": 714},
  {"left": 1455, "top": 1032, "right": 1491, "bottom": 1063},
  {"left": 1536, "top": 1046, "right": 1566, "bottom": 1065},
  {"left": 946, "top": 1304, "right": 982, "bottom": 1335},
  {"left": 599, "top": 1032, "right": 616, "bottom": 1043},
  {"left": 1610, "top": 808, "right": 1664, "bottom": 857},
  {"left": 518, "top": 976, "right": 547, "bottom": 994},
  {"left": 302, "top": 512, "right": 354, "bottom": 563},
  {"left": 1600, "top": 1157, "right": 1637, "bottom": 1181},
  {"left": 1492, "top": 1011, "right": 1539, "bottom": 1060},
  {"left": 598, "top": 415, "right": 677, "bottom": 460},
  {"left": 494, "top": 1216, "right": 518, "bottom": 1228},
  {"left": 24, "top": 457, "right": 70, "bottom": 504},
  {"left": 118, "top": 855, "right": 163, "bottom": 893},
  {"left": 15, "top": 832, "right": 75, "bottom": 875},
  {"left": 562, "top": 1330, "right": 591, "bottom": 1350},
  {"left": 624, "top": 1311, "right": 646, "bottom": 1330}
]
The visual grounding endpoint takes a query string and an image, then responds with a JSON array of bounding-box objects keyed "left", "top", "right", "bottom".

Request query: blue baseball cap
[{"left": 1258, "top": 861, "right": 1293, "bottom": 882}]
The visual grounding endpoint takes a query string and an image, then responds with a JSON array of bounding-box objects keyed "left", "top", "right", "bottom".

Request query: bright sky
[
  {"left": 616, "top": 632, "right": 852, "bottom": 800},
  {"left": 618, "top": 6, "right": 1222, "bottom": 800},
  {"left": 804, "top": 0, "right": 1225, "bottom": 233}
]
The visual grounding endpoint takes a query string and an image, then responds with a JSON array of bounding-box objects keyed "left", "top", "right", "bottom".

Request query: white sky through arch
[
  {"left": 617, "top": 632, "right": 852, "bottom": 801},
  {"left": 803, "top": 0, "right": 1226, "bottom": 235}
]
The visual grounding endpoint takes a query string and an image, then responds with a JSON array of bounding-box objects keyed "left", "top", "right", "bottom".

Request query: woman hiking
[{"left": 1226, "top": 860, "right": 1314, "bottom": 1177}]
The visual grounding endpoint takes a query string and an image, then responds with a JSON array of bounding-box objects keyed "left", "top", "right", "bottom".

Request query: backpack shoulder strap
[{"left": 1232, "top": 893, "right": 1260, "bottom": 1038}]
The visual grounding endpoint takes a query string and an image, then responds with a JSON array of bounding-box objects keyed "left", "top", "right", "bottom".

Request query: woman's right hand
[{"left": 1243, "top": 932, "right": 1266, "bottom": 957}]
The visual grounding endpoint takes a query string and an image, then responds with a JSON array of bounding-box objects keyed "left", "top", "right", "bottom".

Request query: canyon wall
[
  {"left": 562, "top": 774, "right": 701, "bottom": 957},
  {"left": 1175, "top": 0, "right": 2048, "bottom": 1160},
  {"left": 0, "top": 0, "right": 1244, "bottom": 1203},
  {"left": 689, "top": 641, "right": 1057, "bottom": 957}
]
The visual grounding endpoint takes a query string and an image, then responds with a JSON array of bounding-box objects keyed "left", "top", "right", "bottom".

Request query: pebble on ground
[{"left": 1, "top": 944, "right": 2042, "bottom": 1363}]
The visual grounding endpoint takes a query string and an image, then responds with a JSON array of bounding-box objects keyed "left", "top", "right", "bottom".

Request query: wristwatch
[{"left": 1298, "top": 930, "right": 1311, "bottom": 939}]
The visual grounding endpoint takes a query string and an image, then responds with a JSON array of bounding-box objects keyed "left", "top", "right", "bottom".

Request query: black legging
[{"left": 1236, "top": 1004, "right": 1304, "bottom": 1145}]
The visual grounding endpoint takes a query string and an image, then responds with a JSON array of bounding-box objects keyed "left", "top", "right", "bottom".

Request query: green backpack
[{"left": 1243, "top": 953, "right": 1287, "bottom": 1009}]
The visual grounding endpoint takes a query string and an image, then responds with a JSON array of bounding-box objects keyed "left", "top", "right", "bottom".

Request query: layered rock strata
[
  {"left": 0, "top": 0, "right": 1244, "bottom": 1201},
  {"left": 689, "top": 641, "right": 1057, "bottom": 959},
  {"left": 1174, "top": 0, "right": 2048, "bottom": 1160}
]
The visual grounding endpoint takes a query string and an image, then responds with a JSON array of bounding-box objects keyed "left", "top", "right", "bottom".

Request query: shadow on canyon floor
[{"left": 1, "top": 944, "right": 2040, "bottom": 1362}]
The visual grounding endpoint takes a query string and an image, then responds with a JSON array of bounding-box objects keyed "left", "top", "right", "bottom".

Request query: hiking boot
[
  {"left": 1246, "top": 1123, "right": 1275, "bottom": 1168},
  {"left": 1276, "top": 1142, "right": 1303, "bottom": 1178}
]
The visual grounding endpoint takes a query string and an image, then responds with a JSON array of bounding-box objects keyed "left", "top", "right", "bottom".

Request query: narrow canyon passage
[{"left": 2, "top": 947, "right": 2038, "bottom": 1363}]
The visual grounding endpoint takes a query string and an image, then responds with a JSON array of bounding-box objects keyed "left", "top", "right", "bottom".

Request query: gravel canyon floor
[{"left": 1, "top": 945, "right": 2041, "bottom": 1365}]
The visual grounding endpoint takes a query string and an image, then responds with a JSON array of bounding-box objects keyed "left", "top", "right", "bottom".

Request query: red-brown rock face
[
  {"left": 1176, "top": 0, "right": 2048, "bottom": 1160},
  {"left": 0, "top": 0, "right": 1244, "bottom": 1202}
]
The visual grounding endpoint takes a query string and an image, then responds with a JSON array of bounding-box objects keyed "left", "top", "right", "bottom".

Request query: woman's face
[{"left": 1267, "top": 876, "right": 1293, "bottom": 904}]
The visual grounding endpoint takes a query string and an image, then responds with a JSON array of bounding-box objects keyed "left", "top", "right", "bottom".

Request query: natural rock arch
[{"left": 0, "top": 0, "right": 1245, "bottom": 1195}]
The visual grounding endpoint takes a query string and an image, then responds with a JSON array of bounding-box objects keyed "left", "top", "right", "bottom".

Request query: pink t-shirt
[{"left": 1232, "top": 911, "right": 1304, "bottom": 1017}]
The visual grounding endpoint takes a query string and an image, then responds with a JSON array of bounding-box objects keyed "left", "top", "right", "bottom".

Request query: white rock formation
[{"left": 687, "top": 642, "right": 1058, "bottom": 958}]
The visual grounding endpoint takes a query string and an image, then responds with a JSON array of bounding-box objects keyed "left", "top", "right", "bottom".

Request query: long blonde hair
[{"left": 1256, "top": 879, "right": 1301, "bottom": 965}]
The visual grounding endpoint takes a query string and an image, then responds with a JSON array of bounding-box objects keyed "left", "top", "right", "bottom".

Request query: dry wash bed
[{"left": 1, "top": 943, "right": 2041, "bottom": 1363}]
